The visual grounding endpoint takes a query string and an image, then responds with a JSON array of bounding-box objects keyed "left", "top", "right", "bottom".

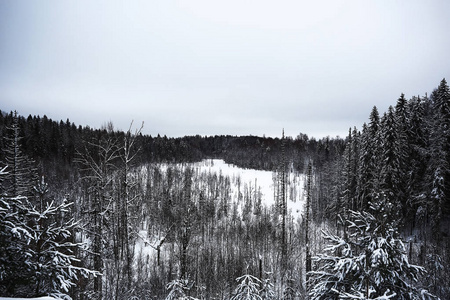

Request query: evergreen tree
[
  {"left": 350, "top": 127, "right": 360, "bottom": 211},
  {"left": 165, "top": 278, "right": 198, "bottom": 300},
  {"left": 231, "top": 274, "right": 262, "bottom": 300},
  {"left": 282, "top": 278, "right": 296, "bottom": 300},
  {"left": 427, "top": 79, "right": 450, "bottom": 241},
  {"left": 277, "top": 130, "right": 288, "bottom": 273},
  {"left": 394, "top": 94, "right": 410, "bottom": 218},
  {"left": 308, "top": 193, "right": 437, "bottom": 299},
  {"left": 0, "top": 167, "right": 33, "bottom": 296},
  {"left": 395, "top": 93, "right": 409, "bottom": 125},
  {"left": 1, "top": 111, "right": 37, "bottom": 198},
  {"left": 434, "top": 79, "right": 450, "bottom": 125},
  {"left": 434, "top": 78, "right": 450, "bottom": 216},
  {"left": 27, "top": 176, "right": 99, "bottom": 298},
  {"left": 260, "top": 277, "right": 276, "bottom": 300},
  {"left": 356, "top": 107, "right": 382, "bottom": 212},
  {"left": 0, "top": 170, "right": 98, "bottom": 298},
  {"left": 357, "top": 124, "right": 372, "bottom": 210},
  {"left": 338, "top": 128, "right": 358, "bottom": 220},
  {"left": 379, "top": 106, "right": 403, "bottom": 221},
  {"left": 405, "top": 96, "right": 429, "bottom": 229}
]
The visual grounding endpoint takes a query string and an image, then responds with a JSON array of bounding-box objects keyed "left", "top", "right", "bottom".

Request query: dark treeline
[
  {"left": 0, "top": 112, "right": 340, "bottom": 174},
  {"left": 0, "top": 78, "right": 449, "bottom": 299}
]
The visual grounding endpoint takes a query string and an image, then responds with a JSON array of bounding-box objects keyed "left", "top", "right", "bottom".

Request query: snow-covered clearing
[
  {"left": 194, "top": 159, "right": 306, "bottom": 218},
  {"left": 135, "top": 159, "right": 306, "bottom": 261}
]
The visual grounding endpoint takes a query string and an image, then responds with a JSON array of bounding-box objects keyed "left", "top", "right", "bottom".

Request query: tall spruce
[
  {"left": 406, "top": 96, "right": 429, "bottom": 229},
  {"left": 278, "top": 129, "right": 288, "bottom": 274},
  {"left": 340, "top": 128, "right": 358, "bottom": 217},
  {"left": 309, "top": 193, "right": 437, "bottom": 300},
  {"left": 394, "top": 94, "right": 410, "bottom": 218},
  {"left": 357, "top": 107, "right": 381, "bottom": 211},
  {"left": 379, "top": 106, "right": 403, "bottom": 222},
  {"left": 1, "top": 111, "right": 37, "bottom": 198},
  {"left": 427, "top": 79, "right": 450, "bottom": 242},
  {"left": 435, "top": 79, "right": 450, "bottom": 216},
  {"left": 357, "top": 123, "right": 371, "bottom": 210}
]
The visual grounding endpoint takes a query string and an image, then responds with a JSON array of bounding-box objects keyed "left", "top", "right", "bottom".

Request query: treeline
[{"left": 0, "top": 111, "right": 342, "bottom": 176}]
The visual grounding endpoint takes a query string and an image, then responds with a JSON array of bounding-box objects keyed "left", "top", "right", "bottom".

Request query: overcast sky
[{"left": 1, "top": 1, "right": 449, "bottom": 138}]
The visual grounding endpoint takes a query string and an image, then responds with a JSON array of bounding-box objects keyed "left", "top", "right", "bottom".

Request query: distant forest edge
[
  {"left": 0, "top": 108, "right": 334, "bottom": 173},
  {"left": 0, "top": 78, "right": 449, "bottom": 299}
]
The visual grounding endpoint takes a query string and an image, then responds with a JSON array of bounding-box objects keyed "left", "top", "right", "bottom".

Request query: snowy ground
[
  {"left": 135, "top": 159, "right": 306, "bottom": 260},
  {"left": 194, "top": 159, "right": 306, "bottom": 219}
]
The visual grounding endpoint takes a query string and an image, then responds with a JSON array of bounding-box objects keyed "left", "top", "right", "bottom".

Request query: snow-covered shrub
[
  {"left": 165, "top": 279, "right": 199, "bottom": 300},
  {"left": 230, "top": 274, "right": 262, "bottom": 300}
]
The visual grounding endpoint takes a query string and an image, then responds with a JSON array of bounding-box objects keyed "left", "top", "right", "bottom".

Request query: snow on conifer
[
  {"left": 165, "top": 279, "right": 199, "bottom": 300},
  {"left": 230, "top": 274, "right": 262, "bottom": 300},
  {"left": 0, "top": 173, "right": 99, "bottom": 298},
  {"left": 308, "top": 193, "right": 438, "bottom": 300}
]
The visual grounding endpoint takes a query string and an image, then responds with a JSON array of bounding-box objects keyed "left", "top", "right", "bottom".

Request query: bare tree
[
  {"left": 119, "top": 121, "right": 143, "bottom": 290},
  {"left": 305, "top": 161, "right": 312, "bottom": 297},
  {"left": 76, "top": 124, "right": 120, "bottom": 299}
]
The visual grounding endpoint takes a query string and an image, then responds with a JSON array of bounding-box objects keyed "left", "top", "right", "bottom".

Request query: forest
[{"left": 0, "top": 78, "right": 449, "bottom": 299}]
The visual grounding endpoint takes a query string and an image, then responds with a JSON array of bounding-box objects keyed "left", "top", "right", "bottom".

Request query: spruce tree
[
  {"left": 435, "top": 78, "right": 450, "bottom": 216},
  {"left": 427, "top": 79, "right": 450, "bottom": 241},
  {"left": 308, "top": 193, "right": 437, "bottom": 300},
  {"left": 339, "top": 128, "right": 358, "bottom": 218},
  {"left": 27, "top": 176, "right": 99, "bottom": 298},
  {"left": 230, "top": 274, "right": 262, "bottom": 300},
  {"left": 260, "top": 277, "right": 276, "bottom": 300},
  {"left": 357, "top": 123, "right": 374, "bottom": 210},
  {"left": 379, "top": 106, "right": 403, "bottom": 222},
  {"left": 405, "top": 96, "right": 429, "bottom": 229},
  {"left": 1, "top": 111, "right": 37, "bottom": 198},
  {"left": 277, "top": 129, "right": 288, "bottom": 274},
  {"left": 0, "top": 167, "right": 33, "bottom": 296},
  {"left": 165, "top": 278, "right": 198, "bottom": 300}
]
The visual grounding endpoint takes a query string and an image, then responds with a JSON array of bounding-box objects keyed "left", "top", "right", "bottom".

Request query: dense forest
[{"left": 1, "top": 78, "right": 449, "bottom": 299}]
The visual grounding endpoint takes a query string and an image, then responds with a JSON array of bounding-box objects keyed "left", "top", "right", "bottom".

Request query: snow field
[
  {"left": 195, "top": 159, "right": 306, "bottom": 219},
  {"left": 134, "top": 159, "right": 306, "bottom": 262}
]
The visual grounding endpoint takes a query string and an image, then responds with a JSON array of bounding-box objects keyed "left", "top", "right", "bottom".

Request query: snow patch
[{"left": 194, "top": 159, "right": 305, "bottom": 219}]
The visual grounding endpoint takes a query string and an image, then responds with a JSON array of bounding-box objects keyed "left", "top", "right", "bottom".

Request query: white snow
[
  {"left": 134, "top": 159, "right": 307, "bottom": 264},
  {"left": 135, "top": 229, "right": 156, "bottom": 258},
  {"left": 193, "top": 159, "right": 306, "bottom": 219}
]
